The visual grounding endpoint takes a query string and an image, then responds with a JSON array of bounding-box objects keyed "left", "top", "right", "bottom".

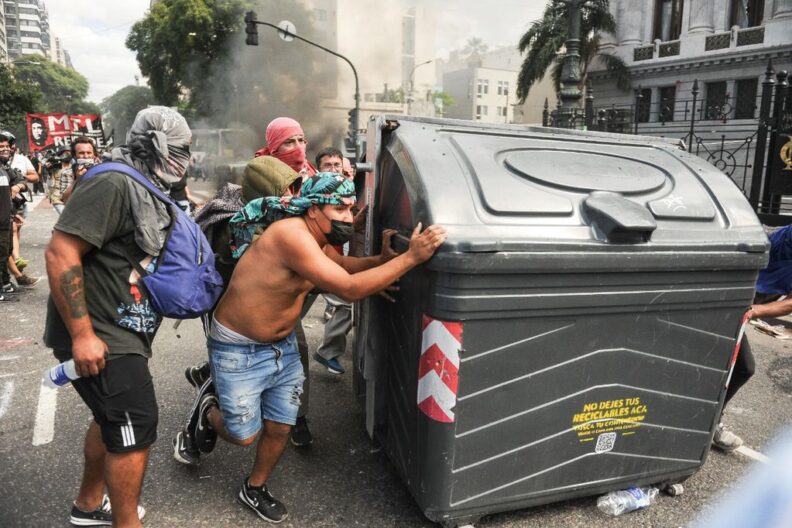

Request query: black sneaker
[
  {"left": 69, "top": 493, "right": 145, "bottom": 526},
  {"left": 185, "top": 362, "right": 211, "bottom": 389},
  {"left": 195, "top": 393, "right": 218, "bottom": 454},
  {"left": 173, "top": 429, "right": 200, "bottom": 466},
  {"left": 186, "top": 377, "right": 215, "bottom": 433},
  {"left": 1, "top": 282, "right": 20, "bottom": 295},
  {"left": 237, "top": 479, "right": 288, "bottom": 523},
  {"left": 0, "top": 294, "right": 19, "bottom": 302},
  {"left": 290, "top": 416, "right": 313, "bottom": 447}
]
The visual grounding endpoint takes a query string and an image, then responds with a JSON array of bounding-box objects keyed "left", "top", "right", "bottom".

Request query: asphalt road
[{"left": 1, "top": 182, "right": 791, "bottom": 527}]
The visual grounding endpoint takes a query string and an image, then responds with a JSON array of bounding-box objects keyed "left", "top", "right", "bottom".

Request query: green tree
[
  {"left": 0, "top": 63, "right": 42, "bottom": 134},
  {"left": 516, "top": 0, "right": 630, "bottom": 103},
  {"left": 127, "top": 0, "right": 249, "bottom": 110},
  {"left": 12, "top": 57, "right": 96, "bottom": 113},
  {"left": 100, "top": 85, "right": 155, "bottom": 145},
  {"left": 126, "top": 0, "right": 330, "bottom": 144},
  {"left": 432, "top": 90, "right": 455, "bottom": 117}
]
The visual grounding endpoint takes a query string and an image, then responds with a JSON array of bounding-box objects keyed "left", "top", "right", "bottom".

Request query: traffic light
[
  {"left": 345, "top": 108, "right": 358, "bottom": 151},
  {"left": 244, "top": 11, "right": 258, "bottom": 46}
]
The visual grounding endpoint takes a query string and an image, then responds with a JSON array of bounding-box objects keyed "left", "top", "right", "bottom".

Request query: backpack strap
[
  {"left": 82, "top": 161, "right": 175, "bottom": 278},
  {"left": 83, "top": 161, "right": 174, "bottom": 206}
]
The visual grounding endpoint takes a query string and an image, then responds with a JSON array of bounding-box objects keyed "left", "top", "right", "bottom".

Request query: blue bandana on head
[{"left": 228, "top": 172, "right": 356, "bottom": 259}]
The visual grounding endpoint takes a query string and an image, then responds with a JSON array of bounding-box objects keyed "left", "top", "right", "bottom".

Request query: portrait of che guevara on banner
[{"left": 25, "top": 113, "right": 106, "bottom": 153}]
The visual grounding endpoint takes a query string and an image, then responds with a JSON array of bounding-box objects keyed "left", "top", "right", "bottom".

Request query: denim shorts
[{"left": 207, "top": 332, "right": 305, "bottom": 441}]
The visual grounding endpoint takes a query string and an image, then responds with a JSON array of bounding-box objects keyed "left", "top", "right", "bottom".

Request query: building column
[
  {"left": 687, "top": 1, "right": 715, "bottom": 33},
  {"left": 618, "top": 0, "right": 643, "bottom": 45},
  {"left": 599, "top": 0, "right": 619, "bottom": 51},
  {"left": 773, "top": 0, "right": 792, "bottom": 18}
]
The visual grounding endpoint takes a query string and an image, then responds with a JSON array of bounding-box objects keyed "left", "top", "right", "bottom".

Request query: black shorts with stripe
[{"left": 55, "top": 352, "right": 158, "bottom": 453}]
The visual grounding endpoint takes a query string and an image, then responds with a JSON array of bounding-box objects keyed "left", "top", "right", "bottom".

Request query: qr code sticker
[{"left": 595, "top": 432, "right": 617, "bottom": 453}]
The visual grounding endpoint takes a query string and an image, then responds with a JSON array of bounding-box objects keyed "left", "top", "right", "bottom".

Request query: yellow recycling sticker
[{"left": 572, "top": 397, "right": 648, "bottom": 442}]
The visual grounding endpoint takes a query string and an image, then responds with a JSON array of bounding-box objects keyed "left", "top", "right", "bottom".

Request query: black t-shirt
[
  {"left": 0, "top": 166, "right": 24, "bottom": 229},
  {"left": 44, "top": 171, "right": 163, "bottom": 357}
]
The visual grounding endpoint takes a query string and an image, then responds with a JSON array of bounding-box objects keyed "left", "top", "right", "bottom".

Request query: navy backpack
[{"left": 83, "top": 162, "right": 224, "bottom": 319}]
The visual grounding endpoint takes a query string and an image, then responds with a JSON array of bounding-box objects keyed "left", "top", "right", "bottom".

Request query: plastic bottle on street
[
  {"left": 597, "top": 486, "right": 658, "bottom": 516},
  {"left": 43, "top": 359, "right": 79, "bottom": 388}
]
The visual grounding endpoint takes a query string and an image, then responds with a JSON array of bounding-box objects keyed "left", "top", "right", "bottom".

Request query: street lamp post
[
  {"left": 557, "top": 0, "right": 584, "bottom": 129},
  {"left": 504, "top": 88, "right": 509, "bottom": 124},
  {"left": 244, "top": 11, "right": 362, "bottom": 159},
  {"left": 407, "top": 59, "right": 432, "bottom": 115}
]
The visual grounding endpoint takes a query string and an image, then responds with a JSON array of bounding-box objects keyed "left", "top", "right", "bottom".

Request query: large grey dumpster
[{"left": 351, "top": 116, "right": 768, "bottom": 527}]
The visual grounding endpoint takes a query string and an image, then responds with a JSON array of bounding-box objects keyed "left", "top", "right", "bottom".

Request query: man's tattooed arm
[{"left": 60, "top": 265, "right": 88, "bottom": 319}]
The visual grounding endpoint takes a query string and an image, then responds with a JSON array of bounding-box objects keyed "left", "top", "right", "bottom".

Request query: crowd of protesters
[
  {"left": 0, "top": 133, "right": 110, "bottom": 302},
  {"left": 6, "top": 106, "right": 772, "bottom": 526}
]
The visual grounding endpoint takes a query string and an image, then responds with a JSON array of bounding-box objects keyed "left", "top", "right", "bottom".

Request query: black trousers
[{"left": 0, "top": 227, "right": 11, "bottom": 285}]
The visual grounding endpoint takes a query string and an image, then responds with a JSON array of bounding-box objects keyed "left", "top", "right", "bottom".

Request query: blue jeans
[{"left": 207, "top": 332, "right": 305, "bottom": 441}]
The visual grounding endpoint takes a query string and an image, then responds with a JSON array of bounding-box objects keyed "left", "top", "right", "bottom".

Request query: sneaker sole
[
  {"left": 289, "top": 436, "right": 313, "bottom": 447},
  {"left": 172, "top": 434, "right": 199, "bottom": 466},
  {"left": 196, "top": 396, "right": 218, "bottom": 454},
  {"left": 69, "top": 504, "right": 145, "bottom": 526},
  {"left": 237, "top": 490, "right": 289, "bottom": 524},
  {"left": 69, "top": 518, "right": 112, "bottom": 526},
  {"left": 184, "top": 367, "right": 204, "bottom": 389},
  {"left": 185, "top": 377, "right": 214, "bottom": 431}
]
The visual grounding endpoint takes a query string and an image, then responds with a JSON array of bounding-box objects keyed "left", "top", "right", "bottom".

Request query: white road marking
[
  {"left": 735, "top": 445, "right": 770, "bottom": 463},
  {"left": 32, "top": 376, "right": 58, "bottom": 446},
  {"left": 0, "top": 380, "right": 14, "bottom": 419},
  {"left": 0, "top": 355, "right": 20, "bottom": 361}
]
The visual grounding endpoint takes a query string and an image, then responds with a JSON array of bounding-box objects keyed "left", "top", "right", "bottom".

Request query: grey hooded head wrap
[
  {"left": 109, "top": 106, "right": 192, "bottom": 256},
  {"left": 111, "top": 105, "right": 192, "bottom": 186}
]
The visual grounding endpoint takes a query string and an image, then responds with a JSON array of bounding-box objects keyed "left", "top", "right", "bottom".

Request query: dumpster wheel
[
  {"left": 663, "top": 483, "right": 685, "bottom": 497},
  {"left": 441, "top": 517, "right": 481, "bottom": 528}
]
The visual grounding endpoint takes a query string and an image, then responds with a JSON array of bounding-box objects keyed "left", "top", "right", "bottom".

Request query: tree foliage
[
  {"left": 127, "top": 0, "right": 249, "bottom": 110},
  {"left": 516, "top": 0, "right": 631, "bottom": 103},
  {"left": 12, "top": 57, "right": 97, "bottom": 114},
  {"left": 126, "top": 0, "right": 334, "bottom": 147},
  {"left": 0, "top": 63, "right": 42, "bottom": 133},
  {"left": 462, "top": 37, "right": 488, "bottom": 58},
  {"left": 432, "top": 90, "right": 455, "bottom": 117},
  {"left": 100, "top": 85, "right": 155, "bottom": 144}
]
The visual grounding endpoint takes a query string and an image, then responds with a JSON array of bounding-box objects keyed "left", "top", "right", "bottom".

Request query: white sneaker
[{"left": 713, "top": 423, "right": 743, "bottom": 452}]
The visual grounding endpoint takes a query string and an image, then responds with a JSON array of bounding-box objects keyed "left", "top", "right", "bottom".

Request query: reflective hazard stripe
[{"left": 418, "top": 315, "right": 462, "bottom": 423}]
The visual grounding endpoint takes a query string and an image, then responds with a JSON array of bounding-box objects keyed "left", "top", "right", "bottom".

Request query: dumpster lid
[{"left": 378, "top": 116, "right": 767, "bottom": 253}]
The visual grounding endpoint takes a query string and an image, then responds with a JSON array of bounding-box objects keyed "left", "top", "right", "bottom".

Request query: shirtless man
[{"left": 174, "top": 173, "right": 445, "bottom": 523}]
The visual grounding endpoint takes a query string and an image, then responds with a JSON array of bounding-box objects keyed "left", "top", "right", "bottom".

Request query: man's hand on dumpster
[
  {"left": 407, "top": 223, "right": 447, "bottom": 265},
  {"left": 380, "top": 228, "right": 398, "bottom": 262},
  {"left": 353, "top": 205, "right": 368, "bottom": 233},
  {"left": 378, "top": 282, "right": 400, "bottom": 303},
  {"left": 748, "top": 299, "right": 792, "bottom": 320}
]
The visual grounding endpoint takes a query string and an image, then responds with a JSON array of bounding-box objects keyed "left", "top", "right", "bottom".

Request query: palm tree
[
  {"left": 462, "top": 37, "right": 488, "bottom": 59},
  {"left": 516, "top": 0, "right": 631, "bottom": 103}
]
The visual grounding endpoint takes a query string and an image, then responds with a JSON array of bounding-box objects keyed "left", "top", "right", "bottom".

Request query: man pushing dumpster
[{"left": 173, "top": 172, "right": 446, "bottom": 523}]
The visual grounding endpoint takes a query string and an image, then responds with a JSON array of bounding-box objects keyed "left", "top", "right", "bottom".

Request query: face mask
[
  {"left": 276, "top": 147, "right": 307, "bottom": 173},
  {"left": 320, "top": 208, "right": 354, "bottom": 245}
]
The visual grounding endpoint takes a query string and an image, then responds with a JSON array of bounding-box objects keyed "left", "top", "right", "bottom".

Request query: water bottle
[
  {"left": 597, "top": 486, "right": 658, "bottom": 516},
  {"left": 43, "top": 359, "right": 79, "bottom": 388}
]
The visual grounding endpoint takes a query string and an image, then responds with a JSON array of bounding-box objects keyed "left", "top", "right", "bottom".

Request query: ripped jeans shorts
[{"left": 207, "top": 332, "right": 305, "bottom": 441}]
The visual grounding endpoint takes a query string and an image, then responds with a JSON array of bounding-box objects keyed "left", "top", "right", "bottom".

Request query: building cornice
[{"left": 590, "top": 45, "right": 792, "bottom": 81}]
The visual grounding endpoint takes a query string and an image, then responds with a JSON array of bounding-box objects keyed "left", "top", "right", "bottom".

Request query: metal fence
[{"left": 542, "top": 63, "right": 792, "bottom": 221}]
